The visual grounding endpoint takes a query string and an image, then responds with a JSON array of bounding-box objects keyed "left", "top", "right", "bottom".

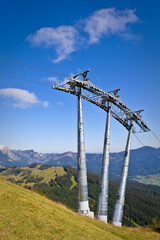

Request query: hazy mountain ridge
[
  {"left": 0, "top": 145, "right": 160, "bottom": 177},
  {"left": 0, "top": 145, "right": 47, "bottom": 166}
]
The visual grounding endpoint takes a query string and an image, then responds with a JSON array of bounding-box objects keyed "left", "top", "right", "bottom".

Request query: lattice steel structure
[{"left": 52, "top": 70, "right": 150, "bottom": 225}]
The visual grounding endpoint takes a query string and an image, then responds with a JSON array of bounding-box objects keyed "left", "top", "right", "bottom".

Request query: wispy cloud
[
  {"left": 0, "top": 88, "right": 49, "bottom": 109},
  {"left": 42, "top": 101, "right": 49, "bottom": 108},
  {"left": 47, "top": 74, "right": 74, "bottom": 86},
  {"left": 57, "top": 101, "right": 63, "bottom": 106},
  {"left": 84, "top": 8, "right": 139, "bottom": 43},
  {"left": 27, "top": 26, "right": 79, "bottom": 63},
  {"left": 46, "top": 76, "right": 66, "bottom": 86},
  {"left": 27, "top": 8, "right": 140, "bottom": 63},
  {"left": 47, "top": 76, "right": 59, "bottom": 82}
]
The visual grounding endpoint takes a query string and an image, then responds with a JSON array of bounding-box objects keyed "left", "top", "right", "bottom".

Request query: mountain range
[{"left": 0, "top": 145, "right": 160, "bottom": 177}]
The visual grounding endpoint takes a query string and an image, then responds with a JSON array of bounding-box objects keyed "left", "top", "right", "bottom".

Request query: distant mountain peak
[
  {"left": 63, "top": 151, "right": 75, "bottom": 157},
  {"left": 0, "top": 145, "right": 5, "bottom": 150}
]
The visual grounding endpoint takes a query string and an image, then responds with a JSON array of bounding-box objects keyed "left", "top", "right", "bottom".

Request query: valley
[{"left": 133, "top": 174, "right": 160, "bottom": 186}]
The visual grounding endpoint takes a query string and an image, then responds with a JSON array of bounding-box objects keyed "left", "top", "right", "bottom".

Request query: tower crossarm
[
  {"left": 52, "top": 73, "right": 150, "bottom": 133},
  {"left": 52, "top": 85, "right": 134, "bottom": 131}
]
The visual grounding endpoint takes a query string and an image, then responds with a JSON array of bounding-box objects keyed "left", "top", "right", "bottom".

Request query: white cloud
[
  {"left": 0, "top": 88, "right": 49, "bottom": 109},
  {"left": 42, "top": 101, "right": 49, "bottom": 108},
  {"left": 48, "top": 76, "right": 58, "bottom": 82},
  {"left": 27, "top": 25, "right": 79, "bottom": 63},
  {"left": 26, "top": 8, "right": 139, "bottom": 62},
  {"left": 47, "top": 75, "right": 72, "bottom": 86},
  {"left": 57, "top": 101, "right": 63, "bottom": 106},
  {"left": 47, "top": 76, "right": 65, "bottom": 87},
  {"left": 84, "top": 8, "right": 139, "bottom": 43}
]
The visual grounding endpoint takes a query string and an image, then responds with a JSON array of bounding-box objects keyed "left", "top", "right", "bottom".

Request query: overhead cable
[
  {"left": 0, "top": 57, "right": 69, "bottom": 77},
  {"left": 133, "top": 134, "right": 145, "bottom": 147},
  {"left": 151, "top": 129, "right": 160, "bottom": 144},
  {"left": 0, "top": 73, "right": 52, "bottom": 87},
  {"left": 133, "top": 133, "right": 157, "bottom": 161}
]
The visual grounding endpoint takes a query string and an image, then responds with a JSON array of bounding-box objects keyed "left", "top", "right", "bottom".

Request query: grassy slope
[
  {"left": 0, "top": 178, "right": 159, "bottom": 240},
  {"left": 0, "top": 166, "right": 66, "bottom": 187},
  {"left": 133, "top": 174, "right": 160, "bottom": 186}
]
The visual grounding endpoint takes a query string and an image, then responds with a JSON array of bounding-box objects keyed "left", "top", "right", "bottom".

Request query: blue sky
[{"left": 0, "top": 0, "right": 160, "bottom": 153}]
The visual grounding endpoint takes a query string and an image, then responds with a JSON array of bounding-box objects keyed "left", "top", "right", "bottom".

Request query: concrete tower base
[
  {"left": 112, "top": 221, "right": 122, "bottom": 227},
  {"left": 78, "top": 211, "right": 94, "bottom": 219},
  {"left": 98, "top": 215, "right": 107, "bottom": 223}
]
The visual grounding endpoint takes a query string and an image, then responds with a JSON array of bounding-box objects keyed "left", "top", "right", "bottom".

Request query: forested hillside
[{"left": 0, "top": 164, "right": 160, "bottom": 227}]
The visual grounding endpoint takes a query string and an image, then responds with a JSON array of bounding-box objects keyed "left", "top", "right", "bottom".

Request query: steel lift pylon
[
  {"left": 52, "top": 70, "right": 150, "bottom": 224},
  {"left": 77, "top": 87, "right": 90, "bottom": 214},
  {"left": 97, "top": 101, "right": 111, "bottom": 223},
  {"left": 112, "top": 119, "right": 133, "bottom": 226}
]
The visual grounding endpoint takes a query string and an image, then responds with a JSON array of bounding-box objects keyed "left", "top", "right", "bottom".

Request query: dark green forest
[{"left": 33, "top": 166, "right": 160, "bottom": 227}]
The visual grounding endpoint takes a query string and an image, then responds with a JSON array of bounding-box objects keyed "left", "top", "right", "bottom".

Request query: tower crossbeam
[{"left": 52, "top": 75, "right": 149, "bottom": 133}]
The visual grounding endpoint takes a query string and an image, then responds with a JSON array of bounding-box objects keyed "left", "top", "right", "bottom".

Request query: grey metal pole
[
  {"left": 77, "top": 87, "right": 90, "bottom": 214},
  {"left": 97, "top": 101, "right": 111, "bottom": 223},
  {"left": 112, "top": 120, "right": 133, "bottom": 227}
]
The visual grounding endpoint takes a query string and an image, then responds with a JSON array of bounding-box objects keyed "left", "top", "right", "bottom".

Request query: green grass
[
  {"left": 133, "top": 174, "right": 160, "bottom": 186},
  {"left": 0, "top": 178, "right": 159, "bottom": 240},
  {"left": 29, "top": 166, "right": 66, "bottom": 183},
  {"left": 0, "top": 166, "right": 66, "bottom": 187},
  {"left": 70, "top": 176, "right": 77, "bottom": 190}
]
